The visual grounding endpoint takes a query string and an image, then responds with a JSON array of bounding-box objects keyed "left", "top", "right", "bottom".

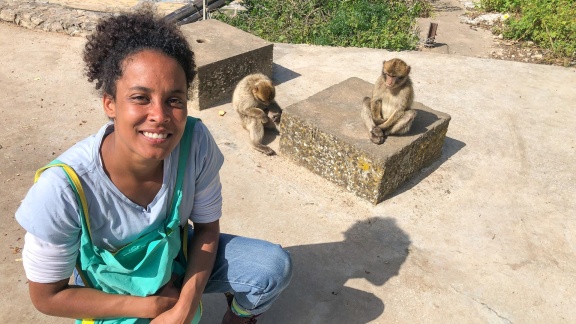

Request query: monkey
[
  {"left": 232, "top": 73, "right": 282, "bottom": 155},
  {"left": 361, "top": 58, "right": 417, "bottom": 145}
]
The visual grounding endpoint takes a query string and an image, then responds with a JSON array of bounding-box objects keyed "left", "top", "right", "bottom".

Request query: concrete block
[
  {"left": 180, "top": 19, "right": 273, "bottom": 110},
  {"left": 279, "top": 77, "right": 451, "bottom": 204}
]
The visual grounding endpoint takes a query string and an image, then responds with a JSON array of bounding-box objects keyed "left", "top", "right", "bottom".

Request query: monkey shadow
[
  {"left": 272, "top": 63, "right": 302, "bottom": 85},
  {"left": 261, "top": 217, "right": 412, "bottom": 323},
  {"left": 261, "top": 128, "right": 280, "bottom": 146},
  {"left": 406, "top": 108, "right": 438, "bottom": 135}
]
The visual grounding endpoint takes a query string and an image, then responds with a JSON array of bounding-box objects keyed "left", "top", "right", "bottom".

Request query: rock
[
  {"left": 462, "top": 13, "right": 505, "bottom": 26},
  {"left": 180, "top": 20, "right": 273, "bottom": 111},
  {"left": 463, "top": 2, "right": 476, "bottom": 9},
  {"left": 30, "top": 16, "right": 44, "bottom": 26},
  {"left": 0, "top": 9, "right": 16, "bottom": 23},
  {"left": 0, "top": 2, "right": 107, "bottom": 36}
]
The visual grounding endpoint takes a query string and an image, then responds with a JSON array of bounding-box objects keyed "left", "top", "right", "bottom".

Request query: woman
[{"left": 16, "top": 7, "right": 292, "bottom": 324}]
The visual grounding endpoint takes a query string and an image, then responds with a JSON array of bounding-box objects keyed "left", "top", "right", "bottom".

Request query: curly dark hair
[{"left": 83, "top": 7, "right": 195, "bottom": 97}]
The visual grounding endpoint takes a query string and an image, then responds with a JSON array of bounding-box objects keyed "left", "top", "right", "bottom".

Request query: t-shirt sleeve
[
  {"left": 22, "top": 232, "right": 79, "bottom": 283},
  {"left": 189, "top": 122, "right": 224, "bottom": 224},
  {"left": 15, "top": 168, "right": 81, "bottom": 282}
]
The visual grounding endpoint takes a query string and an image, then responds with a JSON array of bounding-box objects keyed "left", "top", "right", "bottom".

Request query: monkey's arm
[
  {"left": 241, "top": 107, "right": 269, "bottom": 123},
  {"left": 371, "top": 99, "right": 386, "bottom": 125},
  {"left": 377, "top": 109, "right": 404, "bottom": 131},
  {"left": 361, "top": 97, "right": 377, "bottom": 131},
  {"left": 266, "top": 101, "right": 283, "bottom": 124},
  {"left": 378, "top": 86, "right": 413, "bottom": 130},
  {"left": 361, "top": 96, "right": 386, "bottom": 145}
]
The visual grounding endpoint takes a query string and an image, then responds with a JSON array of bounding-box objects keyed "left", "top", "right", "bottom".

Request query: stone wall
[{"left": 0, "top": 1, "right": 106, "bottom": 37}]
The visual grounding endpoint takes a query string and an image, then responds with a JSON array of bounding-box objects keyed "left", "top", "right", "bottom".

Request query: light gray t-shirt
[{"left": 16, "top": 121, "right": 224, "bottom": 283}]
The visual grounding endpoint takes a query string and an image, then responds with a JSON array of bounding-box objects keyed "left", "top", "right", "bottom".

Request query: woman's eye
[
  {"left": 168, "top": 98, "right": 185, "bottom": 107},
  {"left": 130, "top": 95, "right": 148, "bottom": 103}
]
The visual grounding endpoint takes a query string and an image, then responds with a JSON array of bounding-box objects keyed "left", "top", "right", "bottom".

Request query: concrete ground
[{"left": 1, "top": 9, "right": 575, "bottom": 324}]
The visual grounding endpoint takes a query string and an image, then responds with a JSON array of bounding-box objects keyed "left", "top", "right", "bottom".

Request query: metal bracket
[{"left": 424, "top": 23, "right": 438, "bottom": 48}]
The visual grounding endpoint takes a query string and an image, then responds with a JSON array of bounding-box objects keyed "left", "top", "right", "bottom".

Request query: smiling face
[{"left": 103, "top": 49, "right": 188, "bottom": 164}]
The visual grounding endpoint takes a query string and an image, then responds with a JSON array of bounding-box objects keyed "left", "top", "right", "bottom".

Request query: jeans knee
[{"left": 265, "top": 245, "right": 292, "bottom": 293}]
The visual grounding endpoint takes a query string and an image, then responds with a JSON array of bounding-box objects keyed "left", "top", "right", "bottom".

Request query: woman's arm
[
  {"left": 152, "top": 220, "right": 220, "bottom": 323},
  {"left": 29, "top": 279, "right": 178, "bottom": 319}
]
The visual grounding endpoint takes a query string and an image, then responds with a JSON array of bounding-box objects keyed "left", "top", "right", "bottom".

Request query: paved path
[
  {"left": 417, "top": 0, "right": 497, "bottom": 57},
  {"left": 1, "top": 12, "right": 575, "bottom": 324}
]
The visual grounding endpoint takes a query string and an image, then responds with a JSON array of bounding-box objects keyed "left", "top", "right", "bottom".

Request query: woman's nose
[{"left": 148, "top": 100, "right": 169, "bottom": 123}]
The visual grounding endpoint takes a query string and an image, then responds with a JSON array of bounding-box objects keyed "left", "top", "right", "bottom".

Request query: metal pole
[{"left": 203, "top": 0, "right": 206, "bottom": 20}]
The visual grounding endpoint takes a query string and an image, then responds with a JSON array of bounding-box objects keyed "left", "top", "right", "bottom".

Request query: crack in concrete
[{"left": 450, "top": 285, "right": 512, "bottom": 323}]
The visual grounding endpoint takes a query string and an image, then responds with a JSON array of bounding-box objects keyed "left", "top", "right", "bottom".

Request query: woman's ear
[{"left": 103, "top": 93, "right": 116, "bottom": 120}]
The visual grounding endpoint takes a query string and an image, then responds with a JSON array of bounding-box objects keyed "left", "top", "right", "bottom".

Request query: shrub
[
  {"left": 215, "top": 0, "right": 432, "bottom": 51},
  {"left": 480, "top": 0, "right": 522, "bottom": 12},
  {"left": 480, "top": 0, "right": 576, "bottom": 58}
]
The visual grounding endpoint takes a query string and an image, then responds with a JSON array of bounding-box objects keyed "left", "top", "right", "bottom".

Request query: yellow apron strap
[
  {"left": 36, "top": 162, "right": 94, "bottom": 294},
  {"left": 35, "top": 162, "right": 91, "bottom": 235}
]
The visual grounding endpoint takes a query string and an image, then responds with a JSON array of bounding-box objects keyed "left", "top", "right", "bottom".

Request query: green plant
[
  {"left": 215, "top": 0, "right": 432, "bottom": 51},
  {"left": 481, "top": 0, "right": 576, "bottom": 58},
  {"left": 480, "top": 0, "right": 522, "bottom": 12}
]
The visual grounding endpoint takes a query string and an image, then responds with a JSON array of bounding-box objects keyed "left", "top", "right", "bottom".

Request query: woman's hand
[
  {"left": 148, "top": 274, "right": 180, "bottom": 318},
  {"left": 150, "top": 306, "right": 196, "bottom": 324}
]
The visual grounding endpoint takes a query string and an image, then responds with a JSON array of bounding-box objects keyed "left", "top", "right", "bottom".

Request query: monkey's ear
[
  {"left": 103, "top": 93, "right": 116, "bottom": 119},
  {"left": 406, "top": 66, "right": 411, "bottom": 74},
  {"left": 382, "top": 60, "right": 387, "bottom": 66}
]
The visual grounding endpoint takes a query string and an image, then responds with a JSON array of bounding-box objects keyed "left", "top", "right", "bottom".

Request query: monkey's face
[
  {"left": 382, "top": 59, "right": 410, "bottom": 89},
  {"left": 253, "top": 82, "right": 275, "bottom": 106},
  {"left": 383, "top": 72, "right": 407, "bottom": 89}
]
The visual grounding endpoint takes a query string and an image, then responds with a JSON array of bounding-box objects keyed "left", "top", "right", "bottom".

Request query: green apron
[{"left": 34, "top": 117, "right": 202, "bottom": 324}]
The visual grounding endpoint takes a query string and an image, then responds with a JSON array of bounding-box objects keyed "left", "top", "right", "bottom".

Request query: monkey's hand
[
  {"left": 370, "top": 126, "right": 386, "bottom": 145},
  {"left": 373, "top": 118, "right": 386, "bottom": 125},
  {"left": 271, "top": 111, "right": 282, "bottom": 124}
]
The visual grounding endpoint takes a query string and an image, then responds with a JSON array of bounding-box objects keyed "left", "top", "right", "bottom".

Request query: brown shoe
[{"left": 221, "top": 293, "right": 260, "bottom": 324}]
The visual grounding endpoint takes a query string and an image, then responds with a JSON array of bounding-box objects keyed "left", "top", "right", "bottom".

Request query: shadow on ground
[
  {"left": 261, "top": 217, "right": 411, "bottom": 323},
  {"left": 390, "top": 136, "right": 466, "bottom": 199},
  {"left": 272, "top": 63, "right": 301, "bottom": 85}
]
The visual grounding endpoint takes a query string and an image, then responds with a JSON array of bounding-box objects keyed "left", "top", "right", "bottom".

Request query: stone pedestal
[
  {"left": 279, "top": 77, "right": 451, "bottom": 204},
  {"left": 180, "top": 20, "right": 273, "bottom": 110}
]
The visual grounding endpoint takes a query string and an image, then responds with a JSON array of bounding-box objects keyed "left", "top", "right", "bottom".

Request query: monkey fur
[
  {"left": 361, "top": 58, "right": 417, "bottom": 145},
  {"left": 232, "top": 73, "right": 282, "bottom": 155}
]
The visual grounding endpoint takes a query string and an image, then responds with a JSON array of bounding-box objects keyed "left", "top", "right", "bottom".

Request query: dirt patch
[{"left": 490, "top": 38, "right": 575, "bottom": 67}]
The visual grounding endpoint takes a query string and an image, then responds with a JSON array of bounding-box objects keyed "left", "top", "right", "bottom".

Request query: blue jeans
[
  {"left": 74, "top": 232, "right": 293, "bottom": 316},
  {"left": 202, "top": 233, "right": 292, "bottom": 315}
]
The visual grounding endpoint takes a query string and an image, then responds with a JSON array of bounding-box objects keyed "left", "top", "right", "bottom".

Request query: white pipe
[{"left": 203, "top": 0, "right": 206, "bottom": 20}]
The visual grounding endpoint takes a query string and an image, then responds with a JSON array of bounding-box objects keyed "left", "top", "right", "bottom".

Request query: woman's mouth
[{"left": 142, "top": 131, "right": 169, "bottom": 139}]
